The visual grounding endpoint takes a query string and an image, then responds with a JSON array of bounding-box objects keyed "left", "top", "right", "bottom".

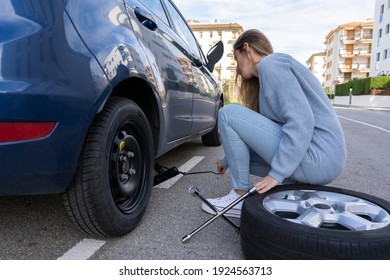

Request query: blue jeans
[{"left": 219, "top": 104, "right": 308, "bottom": 191}]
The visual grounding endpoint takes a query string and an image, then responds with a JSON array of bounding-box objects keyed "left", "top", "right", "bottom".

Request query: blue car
[{"left": 0, "top": 0, "right": 223, "bottom": 237}]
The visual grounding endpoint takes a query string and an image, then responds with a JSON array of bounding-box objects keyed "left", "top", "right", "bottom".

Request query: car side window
[
  {"left": 141, "top": 0, "right": 169, "bottom": 26},
  {"left": 164, "top": 1, "right": 201, "bottom": 58}
]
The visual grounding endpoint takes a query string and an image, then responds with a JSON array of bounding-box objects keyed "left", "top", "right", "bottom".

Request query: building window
[
  {"left": 385, "top": 49, "right": 388, "bottom": 60},
  {"left": 376, "top": 52, "right": 380, "bottom": 70},
  {"left": 378, "top": 28, "right": 383, "bottom": 46},
  {"left": 387, "top": 24, "right": 390, "bottom": 35},
  {"left": 388, "top": 0, "right": 390, "bottom": 9},
  {"left": 380, "top": 4, "right": 385, "bottom": 22}
]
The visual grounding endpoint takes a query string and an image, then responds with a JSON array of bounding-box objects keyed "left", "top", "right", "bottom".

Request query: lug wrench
[
  {"left": 188, "top": 186, "right": 240, "bottom": 232},
  {"left": 182, "top": 186, "right": 257, "bottom": 243}
]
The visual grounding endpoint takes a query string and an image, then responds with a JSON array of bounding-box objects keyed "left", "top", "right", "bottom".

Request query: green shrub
[
  {"left": 335, "top": 82, "right": 351, "bottom": 96},
  {"left": 370, "top": 76, "right": 390, "bottom": 89},
  {"left": 335, "top": 77, "right": 390, "bottom": 96}
]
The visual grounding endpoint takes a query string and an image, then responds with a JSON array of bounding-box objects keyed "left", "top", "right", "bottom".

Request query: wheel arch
[{"left": 109, "top": 77, "right": 161, "bottom": 155}]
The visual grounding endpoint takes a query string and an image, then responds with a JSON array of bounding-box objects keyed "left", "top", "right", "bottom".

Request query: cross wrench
[
  {"left": 187, "top": 186, "right": 240, "bottom": 232},
  {"left": 182, "top": 186, "right": 257, "bottom": 243}
]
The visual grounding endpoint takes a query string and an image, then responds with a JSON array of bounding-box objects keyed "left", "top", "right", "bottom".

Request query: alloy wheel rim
[{"left": 263, "top": 189, "right": 390, "bottom": 231}]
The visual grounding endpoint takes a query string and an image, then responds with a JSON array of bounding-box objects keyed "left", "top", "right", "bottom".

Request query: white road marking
[
  {"left": 154, "top": 156, "right": 205, "bottom": 189},
  {"left": 57, "top": 239, "right": 106, "bottom": 260},
  {"left": 338, "top": 116, "right": 390, "bottom": 134}
]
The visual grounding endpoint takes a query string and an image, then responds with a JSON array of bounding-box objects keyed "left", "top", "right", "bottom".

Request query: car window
[
  {"left": 141, "top": 0, "right": 169, "bottom": 26},
  {"left": 164, "top": 0, "right": 201, "bottom": 58}
]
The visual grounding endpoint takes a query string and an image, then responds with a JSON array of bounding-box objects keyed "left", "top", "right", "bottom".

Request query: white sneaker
[{"left": 201, "top": 189, "right": 243, "bottom": 218}]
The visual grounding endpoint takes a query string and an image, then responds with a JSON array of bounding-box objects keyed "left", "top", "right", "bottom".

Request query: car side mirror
[{"left": 207, "top": 41, "right": 224, "bottom": 72}]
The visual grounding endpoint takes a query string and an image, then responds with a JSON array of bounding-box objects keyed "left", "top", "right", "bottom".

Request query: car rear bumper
[{"left": 0, "top": 1, "right": 111, "bottom": 195}]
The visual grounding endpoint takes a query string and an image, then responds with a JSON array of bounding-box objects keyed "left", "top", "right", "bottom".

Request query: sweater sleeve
[{"left": 260, "top": 61, "right": 315, "bottom": 183}]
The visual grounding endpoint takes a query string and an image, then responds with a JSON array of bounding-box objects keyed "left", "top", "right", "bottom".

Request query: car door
[
  {"left": 190, "top": 54, "right": 220, "bottom": 134},
  {"left": 124, "top": 0, "right": 196, "bottom": 142},
  {"left": 162, "top": 0, "right": 220, "bottom": 134}
]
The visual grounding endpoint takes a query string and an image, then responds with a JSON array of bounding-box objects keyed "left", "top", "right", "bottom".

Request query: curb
[{"left": 333, "top": 104, "right": 390, "bottom": 112}]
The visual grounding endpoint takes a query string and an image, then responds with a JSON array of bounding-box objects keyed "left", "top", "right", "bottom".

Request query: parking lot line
[
  {"left": 154, "top": 156, "right": 205, "bottom": 189},
  {"left": 57, "top": 239, "right": 106, "bottom": 260}
]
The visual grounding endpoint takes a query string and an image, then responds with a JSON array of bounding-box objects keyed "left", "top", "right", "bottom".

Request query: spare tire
[{"left": 240, "top": 184, "right": 390, "bottom": 259}]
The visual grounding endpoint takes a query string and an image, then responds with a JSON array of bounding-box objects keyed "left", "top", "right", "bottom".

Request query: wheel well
[{"left": 110, "top": 78, "right": 160, "bottom": 154}]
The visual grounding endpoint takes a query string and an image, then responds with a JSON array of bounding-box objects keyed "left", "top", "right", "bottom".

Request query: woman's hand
[
  {"left": 216, "top": 159, "right": 228, "bottom": 176},
  {"left": 254, "top": 175, "right": 280, "bottom": 193}
]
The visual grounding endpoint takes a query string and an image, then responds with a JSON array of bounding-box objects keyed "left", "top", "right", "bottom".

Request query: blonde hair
[{"left": 234, "top": 29, "right": 274, "bottom": 112}]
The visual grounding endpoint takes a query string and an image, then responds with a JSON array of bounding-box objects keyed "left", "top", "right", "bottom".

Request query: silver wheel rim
[{"left": 263, "top": 189, "right": 390, "bottom": 231}]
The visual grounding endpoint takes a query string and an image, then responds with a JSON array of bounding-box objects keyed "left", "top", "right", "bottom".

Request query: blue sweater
[{"left": 258, "top": 53, "right": 346, "bottom": 183}]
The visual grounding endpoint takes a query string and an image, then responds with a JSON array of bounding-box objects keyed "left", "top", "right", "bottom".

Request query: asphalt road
[{"left": 0, "top": 107, "right": 389, "bottom": 260}]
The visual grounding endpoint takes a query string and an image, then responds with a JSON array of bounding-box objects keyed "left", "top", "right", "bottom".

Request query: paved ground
[{"left": 0, "top": 107, "right": 389, "bottom": 260}]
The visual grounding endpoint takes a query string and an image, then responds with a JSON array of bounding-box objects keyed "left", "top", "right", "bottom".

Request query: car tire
[
  {"left": 63, "top": 97, "right": 154, "bottom": 237},
  {"left": 240, "top": 184, "right": 390, "bottom": 259},
  {"left": 201, "top": 101, "right": 222, "bottom": 146}
]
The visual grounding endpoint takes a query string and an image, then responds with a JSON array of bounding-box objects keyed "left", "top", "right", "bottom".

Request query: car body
[{"left": 0, "top": 0, "right": 223, "bottom": 236}]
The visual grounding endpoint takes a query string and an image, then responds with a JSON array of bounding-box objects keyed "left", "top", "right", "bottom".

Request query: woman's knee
[
  {"left": 219, "top": 104, "right": 240, "bottom": 119},
  {"left": 218, "top": 104, "right": 251, "bottom": 126}
]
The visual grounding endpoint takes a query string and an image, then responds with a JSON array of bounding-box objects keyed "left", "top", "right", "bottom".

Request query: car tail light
[{"left": 0, "top": 122, "right": 57, "bottom": 143}]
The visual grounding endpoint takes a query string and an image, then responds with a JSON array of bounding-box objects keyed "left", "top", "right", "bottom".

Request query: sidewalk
[{"left": 333, "top": 95, "right": 390, "bottom": 111}]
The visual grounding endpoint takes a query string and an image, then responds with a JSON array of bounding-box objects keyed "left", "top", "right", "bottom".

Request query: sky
[{"left": 173, "top": 0, "right": 375, "bottom": 64}]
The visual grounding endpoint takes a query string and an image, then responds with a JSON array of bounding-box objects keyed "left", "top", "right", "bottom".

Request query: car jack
[
  {"left": 153, "top": 163, "right": 220, "bottom": 186},
  {"left": 153, "top": 163, "right": 180, "bottom": 186}
]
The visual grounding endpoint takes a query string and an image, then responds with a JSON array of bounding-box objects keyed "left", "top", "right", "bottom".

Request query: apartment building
[
  {"left": 323, "top": 19, "right": 373, "bottom": 94},
  {"left": 188, "top": 20, "right": 244, "bottom": 102},
  {"left": 371, "top": 0, "right": 390, "bottom": 76},
  {"left": 306, "top": 52, "right": 326, "bottom": 86}
]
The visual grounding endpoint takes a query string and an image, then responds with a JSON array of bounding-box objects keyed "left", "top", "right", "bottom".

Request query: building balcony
[
  {"left": 354, "top": 49, "right": 371, "bottom": 56},
  {"left": 341, "top": 35, "right": 372, "bottom": 44},
  {"left": 358, "top": 35, "right": 373, "bottom": 44},
  {"left": 339, "top": 63, "right": 370, "bottom": 73},
  {"left": 355, "top": 64, "right": 370, "bottom": 72},
  {"left": 340, "top": 50, "right": 354, "bottom": 58},
  {"left": 340, "top": 35, "right": 356, "bottom": 44},
  {"left": 349, "top": 63, "right": 370, "bottom": 72},
  {"left": 340, "top": 49, "right": 371, "bottom": 57},
  {"left": 339, "top": 64, "right": 352, "bottom": 73}
]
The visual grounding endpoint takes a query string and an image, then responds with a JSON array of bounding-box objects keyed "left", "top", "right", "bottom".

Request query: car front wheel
[
  {"left": 63, "top": 97, "right": 154, "bottom": 237},
  {"left": 201, "top": 101, "right": 222, "bottom": 146}
]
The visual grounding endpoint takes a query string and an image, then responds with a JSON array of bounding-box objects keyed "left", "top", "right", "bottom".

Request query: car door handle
[{"left": 134, "top": 7, "right": 157, "bottom": 31}]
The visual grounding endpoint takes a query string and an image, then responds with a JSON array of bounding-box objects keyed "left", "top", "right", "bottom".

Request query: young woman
[{"left": 201, "top": 29, "right": 347, "bottom": 218}]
